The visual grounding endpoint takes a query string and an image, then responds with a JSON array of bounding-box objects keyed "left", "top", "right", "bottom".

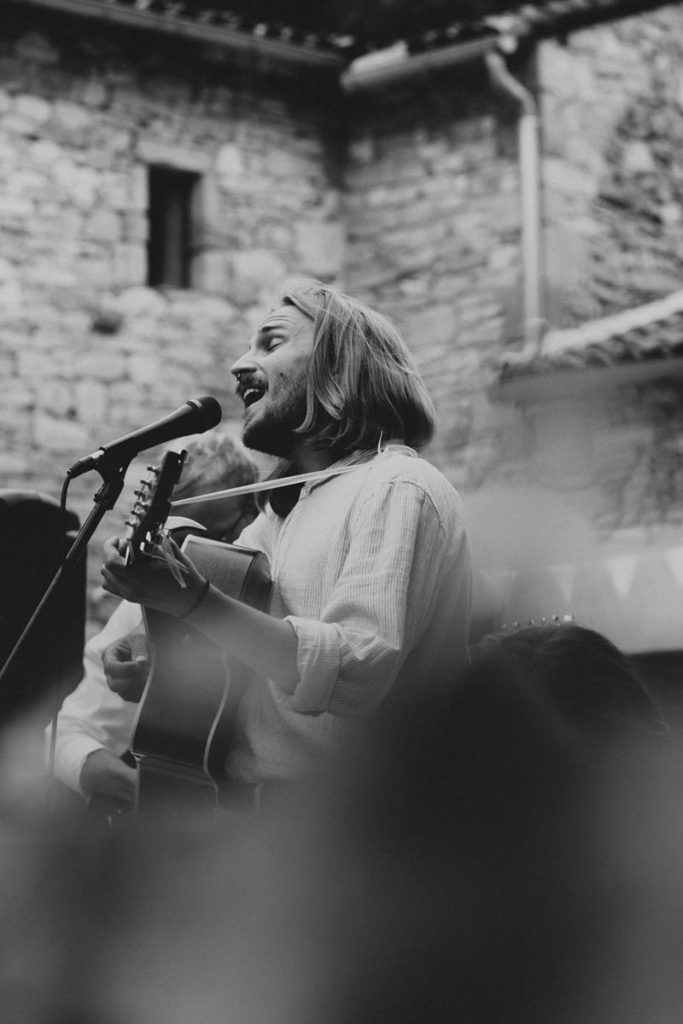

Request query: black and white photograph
[{"left": 0, "top": 0, "right": 682, "bottom": 1020}]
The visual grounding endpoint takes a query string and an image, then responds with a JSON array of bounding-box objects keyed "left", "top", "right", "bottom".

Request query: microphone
[{"left": 66, "top": 396, "right": 223, "bottom": 479}]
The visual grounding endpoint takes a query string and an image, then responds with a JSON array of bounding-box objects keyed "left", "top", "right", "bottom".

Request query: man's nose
[{"left": 230, "top": 350, "right": 258, "bottom": 379}]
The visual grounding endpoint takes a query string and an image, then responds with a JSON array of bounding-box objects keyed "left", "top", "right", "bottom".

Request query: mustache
[{"left": 234, "top": 374, "right": 266, "bottom": 400}]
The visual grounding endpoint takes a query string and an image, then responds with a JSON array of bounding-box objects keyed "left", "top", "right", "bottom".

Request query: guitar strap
[{"left": 170, "top": 461, "right": 368, "bottom": 511}]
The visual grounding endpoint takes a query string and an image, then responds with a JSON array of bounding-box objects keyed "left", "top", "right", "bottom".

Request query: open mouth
[{"left": 241, "top": 384, "right": 266, "bottom": 408}]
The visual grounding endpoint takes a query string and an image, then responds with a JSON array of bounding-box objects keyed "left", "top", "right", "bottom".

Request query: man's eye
[{"left": 266, "top": 337, "right": 284, "bottom": 350}]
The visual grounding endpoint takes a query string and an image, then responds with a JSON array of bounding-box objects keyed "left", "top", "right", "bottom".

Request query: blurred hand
[
  {"left": 80, "top": 748, "right": 136, "bottom": 805},
  {"left": 103, "top": 630, "right": 150, "bottom": 703},
  {"left": 101, "top": 535, "right": 208, "bottom": 618}
]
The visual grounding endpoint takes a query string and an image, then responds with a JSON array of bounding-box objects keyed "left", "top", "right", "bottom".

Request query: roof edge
[
  {"left": 12, "top": 0, "right": 346, "bottom": 72},
  {"left": 542, "top": 289, "right": 683, "bottom": 357},
  {"left": 341, "top": 34, "right": 500, "bottom": 93}
]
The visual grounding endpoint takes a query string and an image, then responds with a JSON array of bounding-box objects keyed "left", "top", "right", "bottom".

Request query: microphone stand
[{"left": 0, "top": 465, "right": 129, "bottom": 815}]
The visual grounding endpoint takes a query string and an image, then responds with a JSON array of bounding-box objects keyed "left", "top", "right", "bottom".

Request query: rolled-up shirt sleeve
[{"left": 278, "top": 480, "right": 453, "bottom": 716}]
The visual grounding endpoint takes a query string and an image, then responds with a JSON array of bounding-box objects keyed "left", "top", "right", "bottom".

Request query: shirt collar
[{"left": 301, "top": 443, "right": 415, "bottom": 496}]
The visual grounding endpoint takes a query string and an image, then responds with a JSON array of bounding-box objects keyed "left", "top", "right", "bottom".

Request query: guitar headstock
[{"left": 125, "top": 449, "right": 187, "bottom": 564}]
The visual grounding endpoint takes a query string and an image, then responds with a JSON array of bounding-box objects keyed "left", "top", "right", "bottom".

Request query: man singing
[{"left": 101, "top": 281, "right": 472, "bottom": 790}]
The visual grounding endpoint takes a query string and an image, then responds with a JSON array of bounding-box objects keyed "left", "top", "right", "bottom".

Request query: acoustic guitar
[{"left": 123, "top": 450, "right": 271, "bottom": 816}]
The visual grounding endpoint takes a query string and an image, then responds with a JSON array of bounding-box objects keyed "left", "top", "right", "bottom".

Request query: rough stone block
[
  {"left": 129, "top": 166, "right": 149, "bottom": 212},
  {"left": 38, "top": 381, "right": 75, "bottom": 417},
  {"left": 228, "top": 250, "right": 287, "bottom": 307},
  {"left": 34, "top": 413, "right": 88, "bottom": 453},
  {"left": 543, "top": 157, "right": 597, "bottom": 200},
  {"left": 192, "top": 250, "right": 229, "bottom": 295},
  {"left": 85, "top": 209, "right": 121, "bottom": 243},
  {"left": 128, "top": 353, "right": 161, "bottom": 386},
  {"left": 78, "top": 78, "right": 108, "bottom": 109},
  {"left": 137, "top": 140, "right": 210, "bottom": 174},
  {"left": 544, "top": 225, "right": 585, "bottom": 292},
  {"left": 26, "top": 262, "right": 77, "bottom": 289},
  {"left": 111, "top": 244, "right": 146, "bottom": 288},
  {"left": 0, "top": 276, "right": 24, "bottom": 311},
  {"left": 215, "top": 143, "right": 245, "bottom": 184},
  {"left": 621, "top": 140, "right": 656, "bottom": 175},
  {"left": 29, "top": 138, "right": 61, "bottom": 166},
  {"left": 59, "top": 164, "right": 99, "bottom": 209},
  {"left": 14, "top": 94, "right": 51, "bottom": 124},
  {"left": 117, "top": 287, "right": 166, "bottom": 318},
  {"left": 99, "top": 174, "right": 129, "bottom": 211},
  {"left": 14, "top": 32, "right": 59, "bottom": 65},
  {"left": 0, "top": 256, "right": 17, "bottom": 282},
  {"left": 0, "top": 192, "right": 33, "bottom": 219},
  {"left": 294, "top": 221, "right": 345, "bottom": 278},
  {"left": 76, "top": 351, "right": 127, "bottom": 382},
  {"left": 53, "top": 99, "right": 91, "bottom": 134},
  {"left": 348, "top": 137, "right": 375, "bottom": 165},
  {"left": 403, "top": 304, "right": 458, "bottom": 349}
]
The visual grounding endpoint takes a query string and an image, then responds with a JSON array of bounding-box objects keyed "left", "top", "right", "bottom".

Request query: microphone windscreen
[{"left": 191, "top": 396, "right": 223, "bottom": 430}]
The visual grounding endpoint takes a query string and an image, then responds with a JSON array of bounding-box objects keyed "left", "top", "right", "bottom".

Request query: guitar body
[{"left": 131, "top": 535, "right": 271, "bottom": 815}]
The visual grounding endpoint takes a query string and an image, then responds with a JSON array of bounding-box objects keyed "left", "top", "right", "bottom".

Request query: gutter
[
  {"left": 485, "top": 50, "right": 545, "bottom": 353},
  {"left": 341, "top": 35, "right": 545, "bottom": 356},
  {"left": 11, "top": 0, "right": 346, "bottom": 72},
  {"left": 341, "top": 35, "right": 500, "bottom": 93}
]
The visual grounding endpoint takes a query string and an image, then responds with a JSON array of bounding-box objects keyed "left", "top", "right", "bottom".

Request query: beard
[{"left": 241, "top": 377, "right": 309, "bottom": 459}]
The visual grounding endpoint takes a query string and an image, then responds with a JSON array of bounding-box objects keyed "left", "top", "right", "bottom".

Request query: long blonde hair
[{"left": 283, "top": 281, "right": 435, "bottom": 453}]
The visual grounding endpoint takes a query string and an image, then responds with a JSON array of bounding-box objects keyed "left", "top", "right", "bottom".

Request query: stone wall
[
  {"left": 3, "top": 2, "right": 683, "bottom": 650},
  {"left": 0, "top": 7, "right": 345, "bottom": 629},
  {"left": 342, "top": 61, "right": 523, "bottom": 490},
  {"left": 522, "top": 3, "right": 683, "bottom": 542},
  {"left": 340, "top": 6, "right": 683, "bottom": 518},
  {"left": 337, "top": 11, "right": 683, "bottom": 650},
  {"left": 540, "top": 2, "right": 683, "bottom": 327}
]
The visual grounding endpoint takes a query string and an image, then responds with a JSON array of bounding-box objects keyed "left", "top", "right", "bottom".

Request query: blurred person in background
[{"left": 46, "top": 429, "right": 258, "bottom": 813}]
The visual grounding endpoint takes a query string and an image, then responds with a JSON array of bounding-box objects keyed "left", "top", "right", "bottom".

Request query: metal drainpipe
[{"left": 485, "top": 50, "right": 545, "bottom": 353}]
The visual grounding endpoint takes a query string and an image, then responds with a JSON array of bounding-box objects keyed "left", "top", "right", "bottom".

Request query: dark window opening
[{"left": 147, "top": 166, "right": 199, "bottom": 288}]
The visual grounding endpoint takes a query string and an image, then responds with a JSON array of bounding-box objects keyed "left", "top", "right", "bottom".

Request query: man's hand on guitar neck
[
  {"left": 101, "top": 535, "right": 209, "bottom": 619},
  {"left": 103, "top": 629, "right": 150, "bottom": 703}
]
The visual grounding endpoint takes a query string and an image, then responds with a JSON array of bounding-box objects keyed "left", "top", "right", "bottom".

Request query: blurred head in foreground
[
  {"left": 471, "top": 621, "right": 667, "bottom": 746},
  {"left": 0, "top": 626, "right": 677, "bottom": 1024}
]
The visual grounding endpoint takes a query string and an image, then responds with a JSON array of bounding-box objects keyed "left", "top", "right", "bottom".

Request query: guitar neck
[{"left": 125, "top": 449, "right": 187, "bottom": 564}]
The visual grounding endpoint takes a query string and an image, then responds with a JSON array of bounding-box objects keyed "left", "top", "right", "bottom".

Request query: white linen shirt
[
  {"left": 49, "top": 448, "right": 472, "bottom": 791},
  {"left": 229, "top": 447, "right": 472, "bottom": 783}
]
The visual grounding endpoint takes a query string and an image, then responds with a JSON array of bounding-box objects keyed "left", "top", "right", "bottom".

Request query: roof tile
[{"left": 500, "top": 289, "right": 683, "bottom": 380}]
